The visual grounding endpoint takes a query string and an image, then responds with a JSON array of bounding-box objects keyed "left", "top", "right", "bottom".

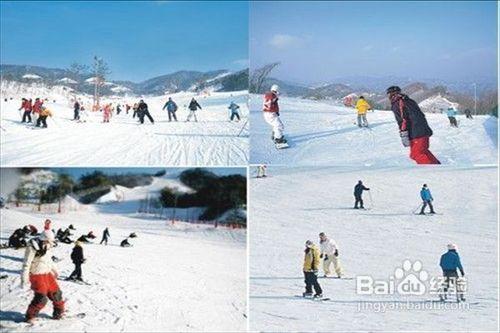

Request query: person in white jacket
[
  {"left": 319, "top": 232, "right": 344, "bottom": 278},
  {"left": 21, "top": 231, "right": 65, "bottom": 323}
]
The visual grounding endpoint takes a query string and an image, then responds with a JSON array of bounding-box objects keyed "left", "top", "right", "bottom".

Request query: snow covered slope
[
  {"left": 1, "top": 91, "right": 249, "bottom": 166},
  {"left": 249, "top": 165, "right": 498, "bottom": 332},
  {"left": 250, "top": 95, "right": 498, "bottom": 166},
  {"left": 0, "top": 177, "right": 247, "bottom": 332}
]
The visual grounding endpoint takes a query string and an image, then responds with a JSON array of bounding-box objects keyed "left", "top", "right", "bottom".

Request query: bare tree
[
  {"left": 67, "top": 63, "right": 89, "bottom": 81},
  {"left": 250, "top": 62, "right": 280, "bottom": 94},
  {"left": 92, "top": 56, "right": 111, "bottom": 109}
]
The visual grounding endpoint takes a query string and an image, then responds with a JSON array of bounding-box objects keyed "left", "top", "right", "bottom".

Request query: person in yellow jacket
[
  {"left": 355, "top": 96, "right": 371, "bottom": 128},
  {"left": 302, "top": 240, "right": 323, "bottom": 298},
  {"left": 36, "top": 106, "right": 53, "bottom": 128}
]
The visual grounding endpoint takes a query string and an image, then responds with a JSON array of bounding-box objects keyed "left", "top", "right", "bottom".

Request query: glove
[
  {"left": 400, "top": 130, "right": 410, "bottom": 147},
  {"left": 334, "top": 250, "right": 339, "bottom": 257}
]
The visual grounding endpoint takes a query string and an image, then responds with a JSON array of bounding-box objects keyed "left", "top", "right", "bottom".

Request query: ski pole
[
  {"left": 237, "top": 118, "right": 249, "bottom": 137},
  {"left": 412, "top": 203, "right": 423, "bottom": 214},
  {"left": 368, "top": 191, "right": 374, "bottom": 209}
]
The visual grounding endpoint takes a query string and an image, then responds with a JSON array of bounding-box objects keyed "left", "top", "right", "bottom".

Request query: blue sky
[
  {"left": 250, "top": 1, "right": 498, "bottom": 85},
  {"left": 1, "top": 1, "right": 248, "bottom": 82}
]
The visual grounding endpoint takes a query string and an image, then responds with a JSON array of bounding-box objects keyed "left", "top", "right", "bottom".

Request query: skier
[
  {"left": 386, "top": 86, "right": 440, "bottom": 164},
  {"left": 354, "top": 180, "right": 370, "bottom": 209},
  {"left": 125, "top": 104, "right": 131, "bottom": 114},
  {"left": 228, "top": 101, "right": 241, "bottom": 121},
  {"left": 103, "top": 103, "right": 113, "bottom": 123},
  {"left": 100, "top": 227, "right": 110, "bottom": 245},
  {"left": 116, "top": 104, "right": 122, "bottom": 115},
  {"left": 319, "top": 232, "right": 343, "bottom": 278},
  {"left": 162, "top": 97, "right": 178, "bottom": 122},
  {"left": 303, "top": 240, "right": 323, "bottom": 298},
  {"left": 21, "top": 232, "right": 65, "bottom": 323},
  {"left": 445, "top": 107, "right": 458, "bottom": 127},
  {"left": 8, "top": 228, "right": 29, "bottom": 248},
  {"left": 67, "top": 241, "right": 85, "bottom": 282},
  {"left": 464, "top": 108, "right": 473, "bottom": 120},
  {"left": 263, "top": 84, "right": 286, "bottom": 144},
  {"left": 73, "top": 100, "right": 81, "bottom": 121},
  {"left": 19, "top": 98, "right": 33, "bottom": 123},
  {"left": 439, "top": 243, "right": 465, "bottom": 301},
  {"left": 137, "top": 99, "right": 154, "bottom": 124},
  {"left": 355, "top": 96, "right": 371, "bottom": 127},
  {"left": 256, "top": 165, "right": 267, "bottom": 178},
  {"left": 132, "top": 103, "right": 139, "bottom": 118},
  {"left": 120, "top": 238, "right": 132, "bottom": 247},
  {"left": 419, "top": 184, "right": 436, "bottom": 215},
  {"left": 32, "top": 98, "right": 43, "bottom": 124},
  {"left": 186, "top": 98, "right": 202, "bottom": 122},
  {"left": 36, "top": 106, "right": 53, "bottom": 128}
]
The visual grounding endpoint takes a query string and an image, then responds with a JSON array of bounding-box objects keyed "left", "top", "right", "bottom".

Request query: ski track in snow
[
  {"left": 0, "top": 179, "right": 247, "bottom": 332},
  {"left": 0, "top": 91, "right": 249, "bottom": 166},
  {"left": 249, "top": 95, "right": 498, "bottom": 166},
  {"left": 249, "top": 165, "right": 498, "bottom": 331}
]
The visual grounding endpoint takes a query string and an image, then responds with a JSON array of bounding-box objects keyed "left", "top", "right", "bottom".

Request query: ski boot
[
  {"left": 429, "top": 211, "right": 436, "bottom": 214},
  {"left": 302, "top": 292, "right": 313, "bottom": 298}
]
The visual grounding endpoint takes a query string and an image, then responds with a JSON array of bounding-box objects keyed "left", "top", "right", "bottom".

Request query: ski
[{"left": 294, "top": 295, "right": 331, "bottom": 301}]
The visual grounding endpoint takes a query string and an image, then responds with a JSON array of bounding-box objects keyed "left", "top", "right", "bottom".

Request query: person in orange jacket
[{"left": 36, "top": 106, "right": 52, "bottom": 128}]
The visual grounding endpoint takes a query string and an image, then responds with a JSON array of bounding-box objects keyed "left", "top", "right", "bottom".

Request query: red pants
[
  {"left": 409, "top": 136, "right": 441, "bottom": 164},
  {"left": 26, "top": 273, "right": 65, "bottom": 320}
]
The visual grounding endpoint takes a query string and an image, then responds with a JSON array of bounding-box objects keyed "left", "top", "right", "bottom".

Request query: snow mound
[
  {"left": 419, "top": 94, "right": 459, "bottom": 113},
  {"left": 22, "top": 74, "right": 42, "bottom": 80}
]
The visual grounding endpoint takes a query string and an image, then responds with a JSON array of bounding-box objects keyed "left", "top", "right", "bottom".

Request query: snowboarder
[
  {"left": 354, "top": 180, "right": 370, "bottom": 209},
  {"left": 445, "top": 107, "right": 458, "bottom": 127},
  {"left": 163, "top": 97, "right": 178, "bottom": 122},
  {"left": 419, "top": 184, "right": 435, "bottom": 215},
  {"left": 386, "top": 86, "right": 440, "bottom": 164},
  {"left": 120, "top": 238, "right": 132, "bottom": 247},
  {"left": 263, "top": 84, "right": 286, "bottom": 144},
  {"left": 137, "top": 100, "right": 154, "bottom": 124},
  {"left": 21, "top": 232, "right": 65, "bottom": 323},
  {"left": 256, "top": 165, "right": 267, "bottom": 178},
  {"left": 303, "top": 240, "right": 323, "bottom": 298},
  {"left": 228, "top": 101, "right": 241, "bottom": 121},
  {"left": 100, "top": 227, "right": 110, "bottom": 245},
  {"left": 67, "top": 241, "right": 85, "bottom": 281},
  {"left": 355, "top": 96, "right": 371, "bottom": 127},
  {"left": 439, "top": 243, "right": 465, "bottom": 301},
  {"left": 464, "top": 108, "right": 473, "bottom": 119},
  {"left": 36, "top": 106, "right": 53, "bottom": 128},
  {"left": 186, "top": 98, "right": 202, "bottom": 122},
  {"left": 19, "top": 98, "right": 33, "bottom": 123},
  {"left": 73, "top": 101, "right": 81, "bottom": 121},
  {"left": 319, "top": 232, "right": 343, "bottom": 278}
]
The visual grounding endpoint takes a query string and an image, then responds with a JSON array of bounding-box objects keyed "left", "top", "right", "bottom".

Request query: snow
[
  {"left": 250, "top": 95, "right": 498, "bottom": 166},
  {"left": 0, "top": 177, "right": 247, "bottom": 332},
  {"left": 57, "top": 78, "right": 77, "bottom": 85},
  {"left": 1, "top": 91, "right": 249, "bottom": 166},
  {"left": 110, "top": 86, "right": 131, "bottom": 93},
  {"left": 249, "top": 165, "right": 498, "bottom": 331},
  {"left": 419, "top": 95, "right": 459, "bottom": 113},
  {"left": 21, "top": 74, "right": 41, "bottom": 80}
]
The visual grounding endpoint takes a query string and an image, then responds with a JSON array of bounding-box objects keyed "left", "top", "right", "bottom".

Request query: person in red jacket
[
  {"left": 19, "top": 98, "right": 33, "bottom": 123},
  {"left": 32, "top": 98, "right": 43, "bottom": 124},
  {"left": 386, "top": 86, "right": 440, "bottom": 164},
  {"left": 263, "top": 84, "right": 286, "bottom": 144}
]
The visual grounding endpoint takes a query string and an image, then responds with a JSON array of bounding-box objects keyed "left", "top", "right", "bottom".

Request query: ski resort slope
[
  {"left": 0, "top": 91, "right": 249, "bottom": 166},
  {"left": 0, "top": 182, "right": 247, "bottom": 331},
  {"left": 249, "top": 95, "right": 498, "bottom": 166},
  {"left": 249, "top": 165, "right": 498, "bottom": 331}
]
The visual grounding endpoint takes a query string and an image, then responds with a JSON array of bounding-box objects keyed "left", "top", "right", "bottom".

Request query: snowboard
[{"left": 275, "top": 142, "right": 290, "bottom": 149}]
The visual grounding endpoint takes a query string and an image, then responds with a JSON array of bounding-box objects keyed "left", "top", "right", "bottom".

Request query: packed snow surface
[
  {"left": 1, "top": 91, "right": 249, "bottom": 166},
  {"left": 250, "top": 95, "right": 497, "bottom": 166},
  {"left": 0, "top": 177, "right": 247, "bottom": 332},
  {"left": 249, "top": 165, "right": 498, "bottom": 332}
]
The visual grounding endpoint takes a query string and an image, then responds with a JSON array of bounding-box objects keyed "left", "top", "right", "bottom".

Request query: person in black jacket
[
  {"left": 137, "top": 99, "right": 154, "bottom": 124},
  {"left": 68, "top": 241, "right": 85, "bottom": 281},
  {"left": 186, "top": 98, "right": 202, "bottom": 122},
  {"left": 100, "top": 227, "right": 110, "bottom": 245},
  {"left": 73, "top": 101, "right": 81, "bottom": 121},
  {"left": 386, "top": 86, "right": 440, "bottom": 164},
  {"left": 354, "top": 180, "right": 370, "bottom": 209}
]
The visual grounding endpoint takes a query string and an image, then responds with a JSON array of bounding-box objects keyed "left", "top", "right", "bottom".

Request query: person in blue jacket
[
  {"left": 162, "top": 97, "right": 178, "bottom": 122},
  {"left": 439, "top": 243, "right": 465, "bottom": 301},
  {"left": 419, "top": 184, "right": 435, "bottom": 215},
  {"left": 228, "top": 101, "right": 241, "bottom": 121},
  {"left": 354, "top": 180, "right": 370, "bottom": 209},
  {"left": 445, "top": 107, "right": 458, "bottom": 127}
]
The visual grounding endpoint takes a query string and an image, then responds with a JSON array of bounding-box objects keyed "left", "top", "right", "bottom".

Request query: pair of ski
[{"left": 295, "top": 294, "right": 331, "bottom": 302}]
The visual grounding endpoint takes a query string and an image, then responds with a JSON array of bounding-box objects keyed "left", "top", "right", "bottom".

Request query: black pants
[
  {"left": 139, "top": 111, "right": 154, "bottom": 124},
  {"left": 230, "top": 112, "right": 240, "bottom": 121},
  {"left": 420, "top": 200, "right": 435, "bottom": 214},
  {"left": 69, "top": 262, "right": 82, "bottom": 280},
  {"left": 304, "top": 271, "right": 322, "bottom": 295},
  {"left": 73, "top": 109, "right": 80, "bottom": 120},
  {"left": 168, "top": 110, "right": 177, "bottom": 121},
  {"left": 133, "top": 110, "right": 138, "bottom": 118},
  {"left": 100, "top": 237, "right": 108, "bottom": 245},
  {"left": 448, "top": 117, "right": 458, "bottom": 127},
  {"left": 466, "top": 114, "right": 473, "bottom": 119},
  {"left": 36, "top": 116, "right": 48, "bottom": 128},
  {"left": 354, "top": 195, "right": 364, "bottom": 208},
  {"left": 442, "top": 270, "right": 458, "bottom": 292},
  {"left": 22, "top": 111, "right": 32, "bottom": 123}
]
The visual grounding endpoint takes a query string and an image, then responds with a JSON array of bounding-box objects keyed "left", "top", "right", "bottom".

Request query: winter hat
[
  {"left": 305, "top": 240, "right": 314, "bottom": 248},
  {"left": 270, "top": 84, "right": 280, "bottom": 93},
  {"left": 386, "top": 86, "right": 401, "bottom": 95},
  {"left": 447, "top": 243, "right": 457, "bottom": 250}
]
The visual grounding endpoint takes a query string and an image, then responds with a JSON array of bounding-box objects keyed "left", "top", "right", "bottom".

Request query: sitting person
[{"left": 120, "top": 238, "right": 132, "bottom": 247}]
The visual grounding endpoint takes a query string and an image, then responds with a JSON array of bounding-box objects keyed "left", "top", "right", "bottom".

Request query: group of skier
[{"left": 18, "top": 97, "right": 53, "bottom": 128}]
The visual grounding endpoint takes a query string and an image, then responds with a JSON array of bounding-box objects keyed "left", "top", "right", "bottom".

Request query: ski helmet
[
  {"left": 305, "top": 240, "right": 314, "bottom": 248},
  {"left": 270, "top": 84, "right": 279, "bottom": 93},
  {"left": 386, "top": 86, "right": 401, "bottom": 95}
]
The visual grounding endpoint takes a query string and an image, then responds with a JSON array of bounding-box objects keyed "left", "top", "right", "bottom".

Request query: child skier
[
  {"left": 256, "top": 165, "right": 267, "bottom": 178},
  {"left": 32, "top": 98, "right": 43, "bottom": 125},
  {"left": 21, "top": 232, "right": 65, "bottom": 323},
  {"left": 19, "top": 98, "right": 33, "bottom": 123},
  {"left": 36, "top": 106, "right": 53, "bottom": 128},
  {"left": 186, "top": 98, "right": 202, "bottom": 122},
  {"left": 445, "top": 107, "right": 458, "bottom": 127},
  {"left": 319, "top": 232, "right": 343, "bottom": 278},
  {"left": 303, "top": 240, "right": 323, "bottom": 298},
  {"left": 419, "top": 184, "right": 436, "bottom": 215},
  {"left": 263, "top": 84, "right": 286, "bottom": 144},
  {"left": 355, "top": 96, "right": 371, "bottom": 127},
  {"left": 100, "top": 227, "right": 111, "bottom": 245},
  {"left": 228, "top": 101, "right": 241, "bottom": 121},
  {"left": 439, "top": 243, "right": 465, "bottom": 301},
  {"left": 68, "top": 241, "right": 85, "bottom": 281},
  {"left": 354, "top": 180, "right": 370, "bottom": 209},
  {"left": 386, "top": 86, "right": 440, "bottom": 164},
  {"left": 163, "top": 97, "right": 178, "bottom": 122}
]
